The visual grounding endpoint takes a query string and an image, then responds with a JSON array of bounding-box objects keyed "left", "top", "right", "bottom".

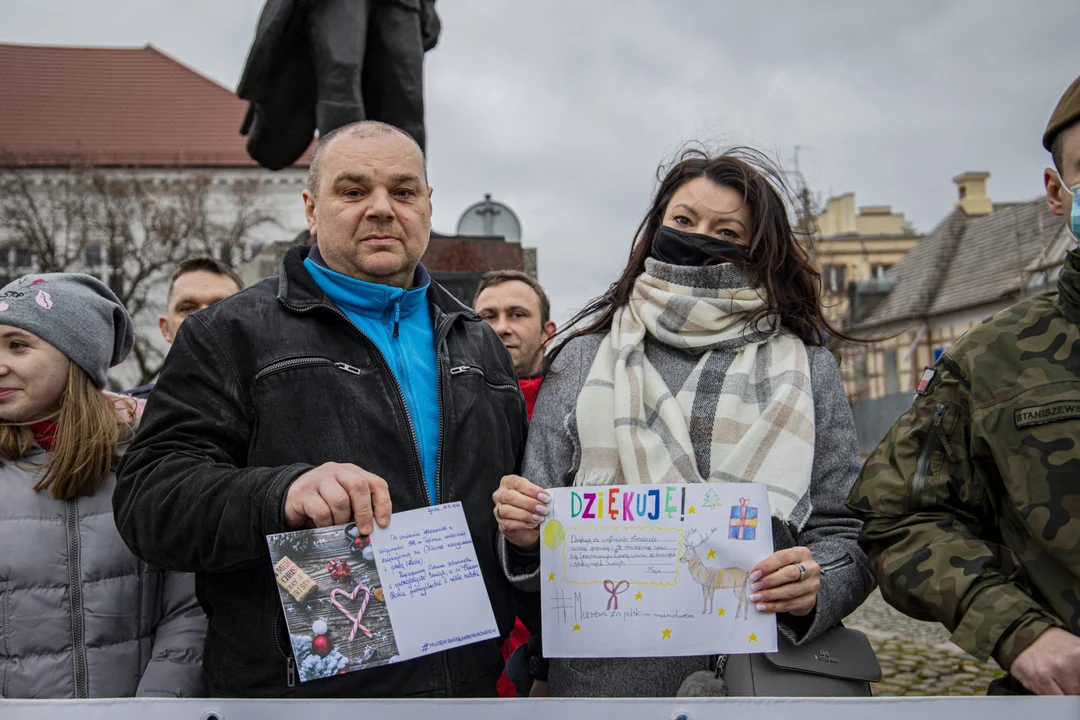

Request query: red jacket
[
  {"left": 519, "top": 376, "right": 543, "bottom": 420},
  {"left": 496, "top": 619, "right": 531, "bottom": 697}
]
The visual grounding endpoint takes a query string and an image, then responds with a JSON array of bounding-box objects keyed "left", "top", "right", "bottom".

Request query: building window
[
  {"left": 823, "top": 265, "right": 847, "bottom": 294},
  {"left": 854, "top": 354, "right": 869, "bottom": 397},
  {"left": 872, "top": 264, "right": 892, "bottom": 279},
  {"left": 0, "top": 246, "right": 33, "bottom": 274},
  {"left": 884, "top": 350, "right": 899, "bottom": 395},
  {"left": 85, "top": 244, "right": 104, "bottom": 267}
]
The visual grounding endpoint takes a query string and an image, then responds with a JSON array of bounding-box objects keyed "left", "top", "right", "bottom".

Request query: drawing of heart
[
  {"left": 0, "top": 302, "right": 8, "bottom": 312},
  {"left": 329, "top": 583, "right": 374, "bottom": 641}
]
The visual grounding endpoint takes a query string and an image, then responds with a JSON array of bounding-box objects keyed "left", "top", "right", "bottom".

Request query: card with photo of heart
[
  {"left": 267, "top": 502, "right": 500, "bottom": 683},
  {"left": 267, "top": 523, "right": 399, "bottom": 681}
]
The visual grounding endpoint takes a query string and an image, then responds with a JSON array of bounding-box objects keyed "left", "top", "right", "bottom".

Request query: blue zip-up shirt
[{"left": 305, "top": 250, "right": 439, "bottom": 504}]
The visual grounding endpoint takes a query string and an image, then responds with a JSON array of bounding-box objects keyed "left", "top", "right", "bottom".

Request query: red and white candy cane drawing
[{"left": 329, "top": 584, "right": 374, "bottom": 641}]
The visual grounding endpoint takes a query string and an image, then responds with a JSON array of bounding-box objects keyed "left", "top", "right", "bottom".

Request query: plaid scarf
[{"left": 573, "top": 261, "right": 815, "bottom": 526}]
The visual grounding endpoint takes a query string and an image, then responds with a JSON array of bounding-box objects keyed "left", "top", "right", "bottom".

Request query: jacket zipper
[
  {"left": 448, "top": 365, "right": 520, "bottom": 392},
  {"left": 434, "top": 312, "right": 457, "bottom": 695},
  {"left": 65, "top": 499, "right": 88, "bottom": 698},
  {"left": 909, "top": 403, "right": 947, "bottom": 509},
  {"left": 273, "top": 608, "right": 293, "bottom": 683},
  {"left": 254, "top": 356, "right": 363, "bottom": 383},
  {"left": 387, "top": 297, "right": 429, "bottom": 504},
  {"left": 819, "top": 554, "right": 854, "bottom": 574}
]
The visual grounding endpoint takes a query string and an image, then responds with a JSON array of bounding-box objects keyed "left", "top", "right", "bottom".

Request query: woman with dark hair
[
  {"left": 492, "top": 148, "right": 874, "bottom": 697},
  {"left": 0, "top": 273, "right": 205, "bottom": 698}
]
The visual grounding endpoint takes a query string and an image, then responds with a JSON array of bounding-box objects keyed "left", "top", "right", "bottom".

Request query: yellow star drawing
[
  {"left": 748, "top": 633, "right": 759, "bottom": 643},
  {"left": 548, "top": 572, "right": 555, "bottom": 582},
  {"left": 688, "top": 506, "right": 697, "bottom": 514},
  {"left": 572, "top": 624, "right": 581, "bottom": 632},
  {"left": 706, "top": 548, "right": 716, "bottom": 560},
  {"left": 662, "top": 628, "right": 672, "bottom": 640},
  {"left": 635, "top": 591, "right": 643, "bottom": 601},
  {"left": 718, "top": 608, "right": 726, "bottom": 617}
]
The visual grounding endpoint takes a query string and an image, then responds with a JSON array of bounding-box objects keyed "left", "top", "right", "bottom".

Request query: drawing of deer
[{"left": 680, "top": 527, "right": 751, "bottom": 619}]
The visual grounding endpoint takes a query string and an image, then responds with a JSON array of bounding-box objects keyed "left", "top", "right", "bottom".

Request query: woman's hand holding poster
[{"left": 540, "top": 483, "right": 777, "bottom": 658}]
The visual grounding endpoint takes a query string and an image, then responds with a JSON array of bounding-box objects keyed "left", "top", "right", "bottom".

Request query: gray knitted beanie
[{"left": 0, "top": 273, "right": 135, "bottom": 387}]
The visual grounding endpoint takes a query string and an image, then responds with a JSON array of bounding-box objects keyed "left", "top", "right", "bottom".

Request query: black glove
[{"left": 527, "top": 633, "right": 549, "bottom": 682}]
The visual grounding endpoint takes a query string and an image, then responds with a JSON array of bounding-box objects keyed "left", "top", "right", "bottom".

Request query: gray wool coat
[
  {"left": 498, "top": 263, "right": 876, "bottom": 698},
  {"left": 0, "top": 445, "right": 206, "bottom": 698}
]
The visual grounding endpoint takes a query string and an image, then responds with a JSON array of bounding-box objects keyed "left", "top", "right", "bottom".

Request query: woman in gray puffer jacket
[
  {"left": 0, "top": 273, "right": 205, "bottom": 698},
  {"left": 492, "top": 148, "right": 875, "bottom": 697}
]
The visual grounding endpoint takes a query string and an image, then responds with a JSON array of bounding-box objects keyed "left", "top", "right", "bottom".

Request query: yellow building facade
[{"left": 813, "top": 193, "right": 921, "bottom": 322}]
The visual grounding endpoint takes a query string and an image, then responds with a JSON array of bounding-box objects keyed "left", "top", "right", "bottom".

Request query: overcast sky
[{"left": 2, "top": 0, "right": 1078, "bottom": 323}]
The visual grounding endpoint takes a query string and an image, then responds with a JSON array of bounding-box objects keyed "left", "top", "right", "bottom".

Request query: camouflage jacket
[{"left": 848, "top": 248, "right": 1080, "bottom": 672}]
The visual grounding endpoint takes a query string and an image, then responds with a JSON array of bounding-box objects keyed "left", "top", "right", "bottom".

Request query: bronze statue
[{"left": 237, "top": 0, "right": 441, "bottom": 170}]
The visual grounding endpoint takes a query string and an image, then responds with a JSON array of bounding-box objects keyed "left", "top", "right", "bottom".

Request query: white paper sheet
[
  {"left": 540, "top": 483, "right": 778, "bottom": 658},
  {"left": 371, "top": 501, "right": 500, "bottom": 657}
]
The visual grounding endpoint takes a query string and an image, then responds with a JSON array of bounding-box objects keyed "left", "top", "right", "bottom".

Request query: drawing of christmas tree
[{"left": 702, "top": 489, "right": 724, "bottom": 510}]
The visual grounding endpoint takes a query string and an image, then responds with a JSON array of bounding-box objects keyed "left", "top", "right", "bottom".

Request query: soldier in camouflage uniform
[{"left": 847, "top": 74, "right": 1080, "bottom": 695}]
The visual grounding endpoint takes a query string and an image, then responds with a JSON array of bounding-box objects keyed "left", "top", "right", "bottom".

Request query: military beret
[{"left": 1043, "top": 74, "right": 1080, "bottom": 151}]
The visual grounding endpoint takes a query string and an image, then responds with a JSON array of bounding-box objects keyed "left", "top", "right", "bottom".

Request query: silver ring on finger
[
  {"left": 795, "top": 563, "right": 807, "bottom": 582},
  {"left": 496, "top": 503, "right": 505, "bottom": 520}
]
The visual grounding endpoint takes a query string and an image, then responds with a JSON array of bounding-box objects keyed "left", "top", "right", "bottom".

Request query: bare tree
[
  {"left": 786, "top": 146, "right": 821, "bottom": 266},
  {"left": 0, "top": 157, "right": 279, "bottom": 384}
]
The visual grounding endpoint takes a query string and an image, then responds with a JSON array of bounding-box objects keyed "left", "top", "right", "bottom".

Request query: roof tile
[
  {"left": 0, "top": 43, "right": 310, "bottom": 167},
  {"left": 853, "top": 198, "right": 1060, "bottom": 329}
]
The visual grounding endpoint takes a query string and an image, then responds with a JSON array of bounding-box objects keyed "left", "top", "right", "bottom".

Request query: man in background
[
  {"left": 473, "top": 270, "right": 556, "bottom": 419},
  {"left": 473, "top": 269, "right": 557, "bottom": 696},
  {"left": 125, "top": 257, "right": 243, "bottom": 399}
]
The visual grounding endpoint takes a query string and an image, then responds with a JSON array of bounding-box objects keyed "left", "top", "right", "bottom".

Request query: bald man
[{"left": 116, "top": 122, "right": 527, "bottom": 698}]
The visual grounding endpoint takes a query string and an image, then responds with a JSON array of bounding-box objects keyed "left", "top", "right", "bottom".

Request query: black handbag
[{"left": 679, "top": 625, "right": 882, "bottom": 697}]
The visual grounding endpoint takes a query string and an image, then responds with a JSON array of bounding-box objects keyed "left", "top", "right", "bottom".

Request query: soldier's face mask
[{"left": 1059, "top": 171, "right": 1080, "bottom": 242}]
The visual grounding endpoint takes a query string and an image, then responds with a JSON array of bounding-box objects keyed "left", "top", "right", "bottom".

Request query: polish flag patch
[{"left": 916, "top": 367, "right": 936, "bottom": 395}]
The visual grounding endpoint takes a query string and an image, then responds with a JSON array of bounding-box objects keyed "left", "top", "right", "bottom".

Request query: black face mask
[{"left": 649, "top": 225, "right": 749, "bottom": 268}]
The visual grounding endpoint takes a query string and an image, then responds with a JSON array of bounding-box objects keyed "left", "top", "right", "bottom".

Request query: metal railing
[{"left": 2, "top": 696, "right": 1079, "bottom": 720}]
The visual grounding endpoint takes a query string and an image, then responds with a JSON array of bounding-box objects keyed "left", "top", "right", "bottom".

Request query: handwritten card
[
  {"left": 541, "top": 483, "right": 777, "bottom": 658},
  {"left": 370, "top": 503, "right": 499, "bottom": 657},
  {"left": 267, "top": 502, "right": 498, "bottom": 682}
]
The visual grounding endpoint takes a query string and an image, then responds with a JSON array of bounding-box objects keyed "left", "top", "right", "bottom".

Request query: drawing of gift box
[{"left": 728, "top": 498, "right": 758, "bottom": 541}]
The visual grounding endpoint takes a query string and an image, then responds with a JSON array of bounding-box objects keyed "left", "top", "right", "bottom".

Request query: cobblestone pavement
[{"left": 843, "top": 589, "right": 1005, "bottom": 696}]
